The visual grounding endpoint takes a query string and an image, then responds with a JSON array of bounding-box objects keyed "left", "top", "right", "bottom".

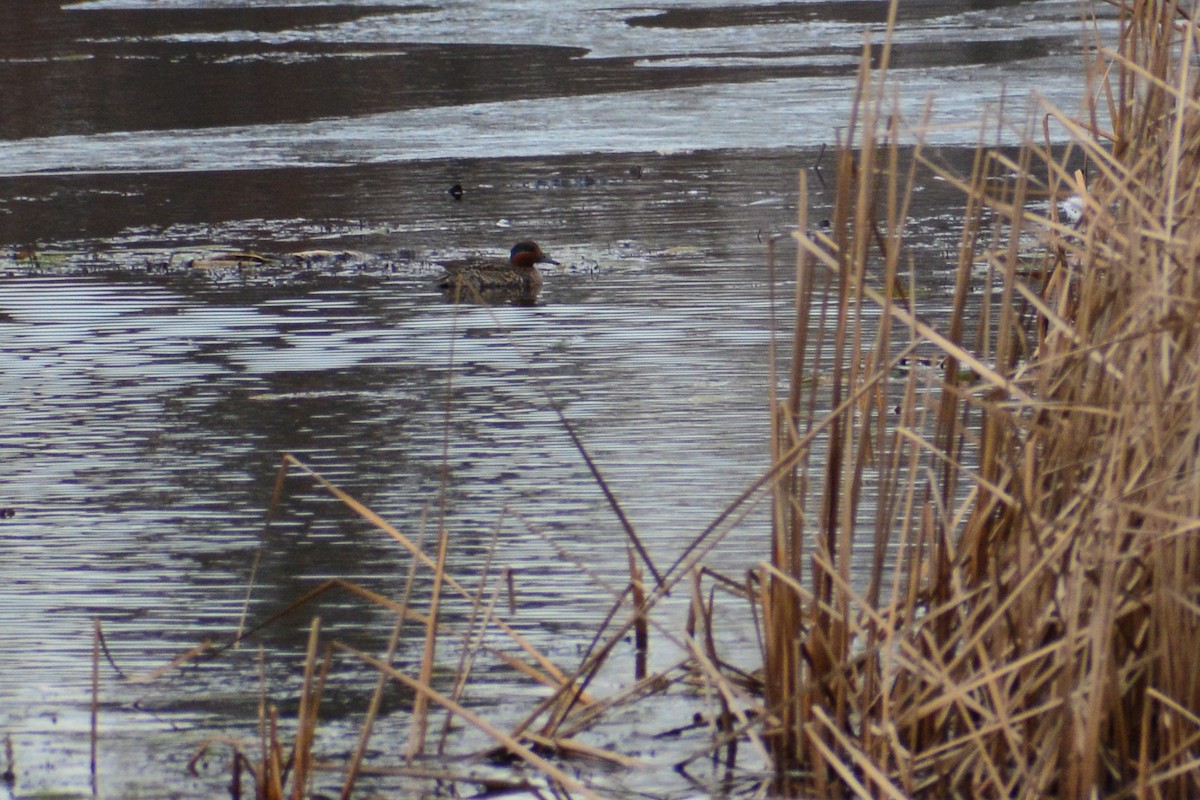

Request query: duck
[{"left": 438, "top": 240, "right": 558, "bottom": 304}]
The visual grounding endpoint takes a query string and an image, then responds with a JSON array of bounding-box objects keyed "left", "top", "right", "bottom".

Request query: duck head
[{"left": 509, "top": 240, "right": 559, "bottom": 269}]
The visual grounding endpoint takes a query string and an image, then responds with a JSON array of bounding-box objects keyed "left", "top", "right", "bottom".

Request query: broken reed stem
[
  {"left": 341, "top": 517, "right": 426, "bottom": 799},
  {"left": 2, "top": 734, "right": 14, "bottom": 786},
  {"left": 440, "top": 517, "right": 504, "bottom": 755},
  {"left": 90, "top": 618, "right": 99, "bottom": 799},
  {"left": 276, "top": 455, "right": 575, "bottom": 692},
  {"left": 553, "top": 658, "right": 692, "bottom": 740},
  {"left": 256, "top": 645, "right": 266, "bottom": 789},
  {"left": 446, "top": 293, "right": 664, "bottom": 590},
  {"left": 289, "top": 617, "right": 322, "bottom": 800},
  {"left": 269, "top": 705, "right": 285, "bottom": 800},
  {"left": 231, "top": 750, "right": 243, "bottom": 800},
  {"left": 505, "top": 567, "right": 516, "bottom": 617},
  {"left": 439, "top": 559, "right": 507, "bottom": 753},
  {"left": 531, "top": 589, "right": 628, "bottom": 739},
  {"left": 335, "top": 642, "right": 606, "bottom": 800},
  {"left": 405, "top": 521, "right": 449, "bottom": 759},
  {"left": 628, "top": 547, "right": 648, "bottom": 682}
]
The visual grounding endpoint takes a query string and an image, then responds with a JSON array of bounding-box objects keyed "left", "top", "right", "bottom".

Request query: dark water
[{"left": 0, "top": 1, "right": 1105, "bottom": 796}]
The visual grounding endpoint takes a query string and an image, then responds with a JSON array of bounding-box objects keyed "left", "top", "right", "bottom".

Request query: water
[{"left": 0, "top": 1, "right": 1108, "bottom": 796}]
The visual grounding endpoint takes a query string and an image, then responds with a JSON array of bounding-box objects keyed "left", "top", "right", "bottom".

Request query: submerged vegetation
[{"left": 52, "top": 1, "right": 1200, "bottom": 797}]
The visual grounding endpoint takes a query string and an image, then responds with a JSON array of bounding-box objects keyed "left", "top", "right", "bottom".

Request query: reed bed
[{"left": 757, "top": 1, "right": 1200, "bottom": 796}]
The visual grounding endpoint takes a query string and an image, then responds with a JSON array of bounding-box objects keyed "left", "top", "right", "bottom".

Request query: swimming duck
[{"left": 438, "top": 240, "right": 558, "bottom": 304}]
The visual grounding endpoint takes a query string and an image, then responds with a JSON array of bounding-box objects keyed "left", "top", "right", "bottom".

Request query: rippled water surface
[{"left": 1, "top": 1, "right": 1106, "bottom": 796}]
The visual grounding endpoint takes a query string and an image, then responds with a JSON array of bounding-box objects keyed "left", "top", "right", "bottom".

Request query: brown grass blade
[{"left": 334, "top": 642, "right": 607, "bottom": 800}]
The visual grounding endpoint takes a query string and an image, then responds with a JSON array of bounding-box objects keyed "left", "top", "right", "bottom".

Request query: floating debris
[{"left": 189, "top": 251, "right": 272, "bottom": 269}]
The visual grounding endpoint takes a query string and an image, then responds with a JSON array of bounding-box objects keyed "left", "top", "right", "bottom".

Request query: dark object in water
[{"left": 438, "top": 240, "right": 558, "bottom": 305}]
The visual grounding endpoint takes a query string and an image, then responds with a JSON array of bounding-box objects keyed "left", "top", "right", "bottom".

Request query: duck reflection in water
[{"left": 438, "top": 240, "right": 558, "bottom": 306}]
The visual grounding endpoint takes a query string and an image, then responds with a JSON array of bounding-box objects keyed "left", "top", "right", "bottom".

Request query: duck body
[{"left": 438, "top": 240, "right": 557, "bottom": 304}]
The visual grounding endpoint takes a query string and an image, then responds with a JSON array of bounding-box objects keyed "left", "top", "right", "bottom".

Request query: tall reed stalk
[{"left": 763, "top": 1, "right": 1200, "bottom": 796}]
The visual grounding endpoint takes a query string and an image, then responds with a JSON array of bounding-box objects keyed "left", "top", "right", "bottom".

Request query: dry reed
[{"left": 758, "top": 0, "right": 1200, "bottom": 796}]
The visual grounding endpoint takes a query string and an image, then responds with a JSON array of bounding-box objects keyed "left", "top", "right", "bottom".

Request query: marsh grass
[{"left": 72, "top": 2, "right": 1200, "bottom": 797}]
